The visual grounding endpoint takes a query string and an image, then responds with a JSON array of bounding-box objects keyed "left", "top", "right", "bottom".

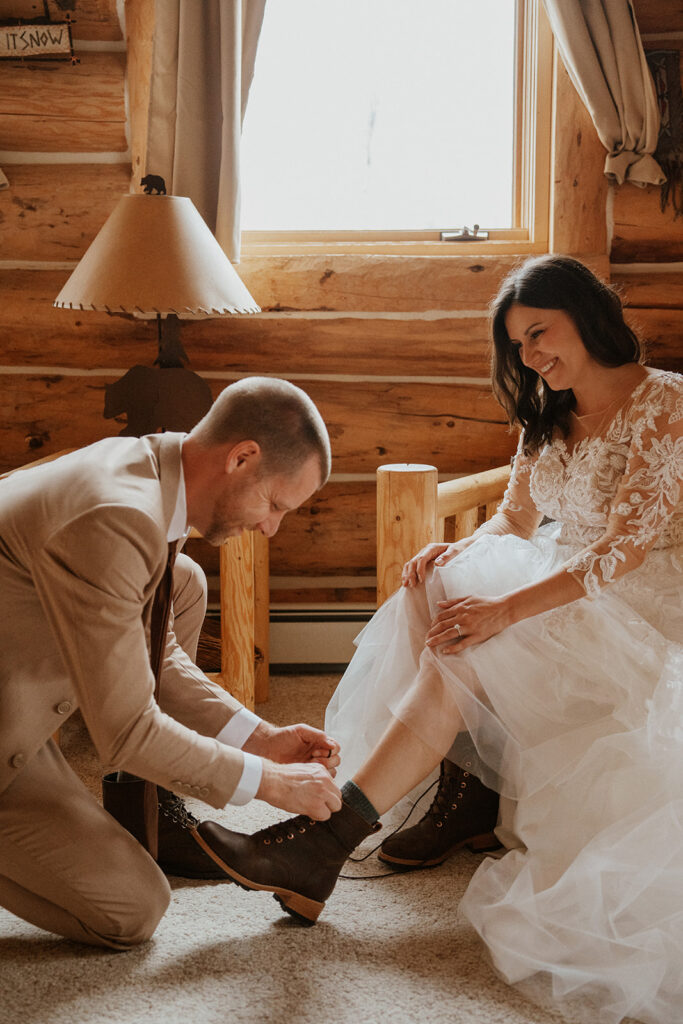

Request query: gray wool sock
[{"left": 341, "top": 780, "right": 379, "bottom": 824}]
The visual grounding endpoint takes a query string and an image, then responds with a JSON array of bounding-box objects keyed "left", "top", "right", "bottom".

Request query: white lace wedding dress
[{"left": 326, "top": 368, "right": 683, "bottom": 1024}]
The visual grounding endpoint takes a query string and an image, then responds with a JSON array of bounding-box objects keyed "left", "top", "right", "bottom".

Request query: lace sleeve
[
  {"left": 474, "top": 434, "right": 544, "bottom": 541},
  {"left": 563, "top": 380, "right": 683, "bottom": 596}
]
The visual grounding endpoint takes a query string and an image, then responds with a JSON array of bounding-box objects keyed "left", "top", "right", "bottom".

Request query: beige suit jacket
[{"left": 0, "top": 433, "right": 246, "bottom": 807}]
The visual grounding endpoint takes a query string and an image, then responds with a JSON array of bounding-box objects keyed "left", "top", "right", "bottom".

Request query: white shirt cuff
[
  {"left": 215, "top": 707, "right": 261, "bottom": 749},
  {"left": 228, "top": 751, "right": 263, "bottom": 806}
]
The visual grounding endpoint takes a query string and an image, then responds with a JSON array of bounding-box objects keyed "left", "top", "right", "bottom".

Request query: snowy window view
[{"left": 241, "top": 0, "right": 517, "bottom": 233}]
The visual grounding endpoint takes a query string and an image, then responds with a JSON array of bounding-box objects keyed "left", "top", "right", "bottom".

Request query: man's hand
[
  {"left": 256, "top": 760, "right": 343, "bottom": 820},
  {"left": 244, "top": 721, "right": 341, "bottom": 775}
]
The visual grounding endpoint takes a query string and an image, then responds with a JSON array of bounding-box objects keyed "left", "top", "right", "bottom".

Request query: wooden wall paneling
[
  {"left": 0, "top": 372, "right": 119, "bottom": 470},
  {"left": 258, "top": 380, "right": 516, "bottom": 475},
  {"left": 625, "top": 307, "right": 683, "bottom": 370},
  {"left": 0, "top": 54, "right": 127, "bottom": 152},
  {"left": 613, "top": 267, "right": 683, "bottom": 308},
  {"left": 239, "top": 254, "right": 610, "bottom": 313},
  {"left": 633, "top": 0, "right": 683, "bottom": 34},
  {"left": 3, "top": 272, "right": 493, "bottom": 376},
  {"left": 188, "top": 481, "right": 378, "bottom": 578},
  {"left": 611, "top": 38, "right": 683, "bottom": 263},
  {"left": 550, "top": 57, "right": 609, "bottom": 255},
  {"left": 46, "top": 0, "right": 123, "bottom": 41},
  {"left": 0, "top": 164, "right": 131, "bottom": 262},
  {"left": 2, "top": 269, "right": 154, "bottom": 365},
  {"left": 611, "top": 184, "right": 683, "bottom": 263},
  {"left": 240, "top": 255, "right": 522, "bottom": 312},
  {"left": 0, "top": 373, "right": 516, "bottom": 475}
]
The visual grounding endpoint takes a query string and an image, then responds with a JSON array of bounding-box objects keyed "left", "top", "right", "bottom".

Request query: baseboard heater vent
[{"left": 269, "top": 608, "right": 374, "bottom": 674}]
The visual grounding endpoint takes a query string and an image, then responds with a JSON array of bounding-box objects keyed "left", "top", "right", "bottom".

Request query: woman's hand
[
  {"left": 425, "top": 594, "right": 513, "bottom": 654},
  {"left": 401, "top": 541, "right": 464, "bottom": 587}
]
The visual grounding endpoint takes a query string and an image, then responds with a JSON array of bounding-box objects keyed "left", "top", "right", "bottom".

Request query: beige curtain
[
  {"left": 146, "top": 0, "right": 267, "bottom": 261},
  {"left": 542, "top": 0, "right": 665, "bottom": 187}
]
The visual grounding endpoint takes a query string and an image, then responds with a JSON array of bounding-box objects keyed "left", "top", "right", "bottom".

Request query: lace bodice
[{"left": 490, "top": 369, "right": 683, "bottom": 595}]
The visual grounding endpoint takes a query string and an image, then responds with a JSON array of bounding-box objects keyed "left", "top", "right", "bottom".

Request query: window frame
[{"left": 240, "top": 0, "right": 553, "bottom": 258}]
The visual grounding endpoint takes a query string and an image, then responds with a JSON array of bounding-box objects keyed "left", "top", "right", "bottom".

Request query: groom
[{"left": 0, "top": 377, "right": 342, "bottom": 949}]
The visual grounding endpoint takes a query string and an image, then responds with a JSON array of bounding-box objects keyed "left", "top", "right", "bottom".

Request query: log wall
[
  {"left": 1, "top": 0, "right": 680, "bottom": 610},
  {"left": 612, "top": 0, "right": 683, "bottom": 398}
]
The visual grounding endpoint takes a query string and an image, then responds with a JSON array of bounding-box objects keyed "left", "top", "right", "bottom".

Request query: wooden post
[
  {"left": 376, "top": 464, "right": 438, "bottom": 607},
  {"left": 253, "top": 530, "right": 270, "bottom": 704},
  {"left": 217, "top": 531, "right": 255, "bottom": 710}
]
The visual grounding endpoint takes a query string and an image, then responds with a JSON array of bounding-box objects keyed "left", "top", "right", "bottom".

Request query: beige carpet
[{"left": 0, "top": 675, "right": 595, "bottom": 1024}]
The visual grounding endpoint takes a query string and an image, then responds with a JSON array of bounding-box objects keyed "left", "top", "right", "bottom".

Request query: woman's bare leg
[{"left": 353, "top": 664, "right": 466, "bottom": 815}]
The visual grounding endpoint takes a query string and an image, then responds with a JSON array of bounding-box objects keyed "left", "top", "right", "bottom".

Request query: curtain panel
[
  {"left": 145, "top": 0, "right": 267, "bottom": 262},
  {"left": 542, "top": 0, "right": 664, "bottom": 187}
]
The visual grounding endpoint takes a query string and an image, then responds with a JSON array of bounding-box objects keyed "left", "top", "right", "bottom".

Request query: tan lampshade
[{"left": 54, "top": 193, "right": 260, "bottom": 317}]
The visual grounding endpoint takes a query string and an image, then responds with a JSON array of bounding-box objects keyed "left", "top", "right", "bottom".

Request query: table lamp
[{"left": 54, "top": 185, "right": 260, "bottom": 435}]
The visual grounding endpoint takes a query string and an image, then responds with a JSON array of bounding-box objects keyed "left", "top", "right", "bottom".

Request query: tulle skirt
[{"left": 325, "top": 525, "right": 683, "bottom": 1024}]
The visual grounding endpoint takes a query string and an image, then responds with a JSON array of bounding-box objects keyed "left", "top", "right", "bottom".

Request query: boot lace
[
  {"left": 159, "top": 792, "right": 200, "bottom": 831},
  {"left": 255, "top": 815, "right": 318, "bottom": 846},
  {"left": 428, "top": 765, "right": 469, "bottom": 828}
]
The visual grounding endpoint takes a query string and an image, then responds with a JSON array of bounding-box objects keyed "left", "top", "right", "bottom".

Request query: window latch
[{"left": 440, "top": 223, "right": 489, "bottom": 242}]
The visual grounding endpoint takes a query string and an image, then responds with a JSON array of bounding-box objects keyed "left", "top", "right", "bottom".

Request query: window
[{"left": 240, "top": 0, "right": 552, "bottom": 254}]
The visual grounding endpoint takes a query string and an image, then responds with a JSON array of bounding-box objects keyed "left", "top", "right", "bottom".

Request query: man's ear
[{"left": 224, "top": 440, "right": 262, "bottom": 475}]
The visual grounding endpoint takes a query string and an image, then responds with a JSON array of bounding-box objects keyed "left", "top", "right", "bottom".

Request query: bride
[{"left": 198, "top": 255, "right": 683, "bottom": 1024}]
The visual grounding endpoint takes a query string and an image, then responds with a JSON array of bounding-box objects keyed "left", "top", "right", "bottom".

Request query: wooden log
[
  {"left": 612, "top": 184, "right": 683, "bottom": 263},
  {"left": 625, "top": 307, "right": 683, "bottom": 371},
  {"left": 47, "top": 0, "right": 123, "bottom": 41},
  {"left": 266, "top": 585, "right": 376, "bottom": 605},
  {"left": 6, "top": 269, "right": 682, "bottom": 375},
  {"left": 0, "top": 53, "right": 126, "bottom": 152},
  {"left": 215, "top": 532, "right": 255, "bottom": 710},
  {"left": 253, "top": 530, "right": 270, "bottom": 703},
  {"left": 612, "top": 267, "right": 683, "bottom": 309},
  {"left": 0, "top": 164, "right": 131, "bottom": 262},
  {"left": 1, "top": 272, "right": 492, "bottom": 375},
  {"left": 376, "top": 464, "right": 438, "bottom": 605},
  {"left": 124, "top": 0, "right": 155, "bottom": 181},
  {"left": 0, "top": 373, "right": 118, "bottom": 470},
  {"left": 551, "top": 58, "right": 609, "bottom": 255},
  {"left": 436, "top": 465, "right": 513, "bottom": 518},
  {"left": 0, "top": 373, "right": 517, "bottom": 474},
  {"left": 633, "top": 0, "right": 683, "bottom": 33},
  {"left": 237, "top": 253, "right": 610, "bottom": 313},
  {"left": 454, "top": 507, "right": 479, "bottom": 541}
]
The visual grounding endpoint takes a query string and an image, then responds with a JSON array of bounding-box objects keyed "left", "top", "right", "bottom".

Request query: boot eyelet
[
  {"left": 451, "top": 803, "right": 458, "bottom": 810},
  {"left": 457, "top": 793, "right": 464, "bottom": 799},
  {"left": 460, "top": 782, "right": 467, "bottom": 789},
  {"left": 308, "top": 819, "right": 316, "bottom": 826},
  {"left": 287, "top": 832, "right": 295, "bottom": 840},
  {"left": 263, "top": 838, "right": 271, "bottom": 845},
  {"left": 276, "top": 836, "right": 284, "bottom": 843},
  {"left": 436, "top": 821, "right": 444, "bottom": 828},
  {"left": 298, "top": 826, "right": 306, "bottom": 834},
  {"left": 463, "top": 771, "right": 470, "bottom": 777}
]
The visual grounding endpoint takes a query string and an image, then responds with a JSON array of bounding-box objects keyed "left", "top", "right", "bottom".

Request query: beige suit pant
[{"left": 0, "top": 554, "right": 207, "bottom": 950}]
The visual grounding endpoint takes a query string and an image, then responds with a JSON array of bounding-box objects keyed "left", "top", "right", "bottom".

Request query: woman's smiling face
[{"left": 504, "top": 303, "right": 600, "bottom": 392}]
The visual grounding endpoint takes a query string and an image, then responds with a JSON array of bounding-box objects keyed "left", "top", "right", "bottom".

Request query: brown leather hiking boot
[
  {"left": 194, "top": 800, "right": 379, "bottom": 925},
  {"left": 378, "top": 759, "right": 500, "bottom": 869},
  {"left": 102, "top": 773, "right": 231, "bottom": 880}
]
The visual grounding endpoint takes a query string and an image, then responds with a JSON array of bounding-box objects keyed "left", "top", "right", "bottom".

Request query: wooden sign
[{"left": 0, "top": 20, "right": 74, "bottom": 60}]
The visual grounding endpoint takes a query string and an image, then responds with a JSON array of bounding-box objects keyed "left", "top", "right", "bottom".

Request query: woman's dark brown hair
[{"left": 490, "top": 255, "right": 642, "bottom": 453}]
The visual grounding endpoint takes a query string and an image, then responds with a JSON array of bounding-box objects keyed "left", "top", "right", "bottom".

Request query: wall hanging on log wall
[{"left": 0, "top": 0, "right": 76, "bottom": 63}]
